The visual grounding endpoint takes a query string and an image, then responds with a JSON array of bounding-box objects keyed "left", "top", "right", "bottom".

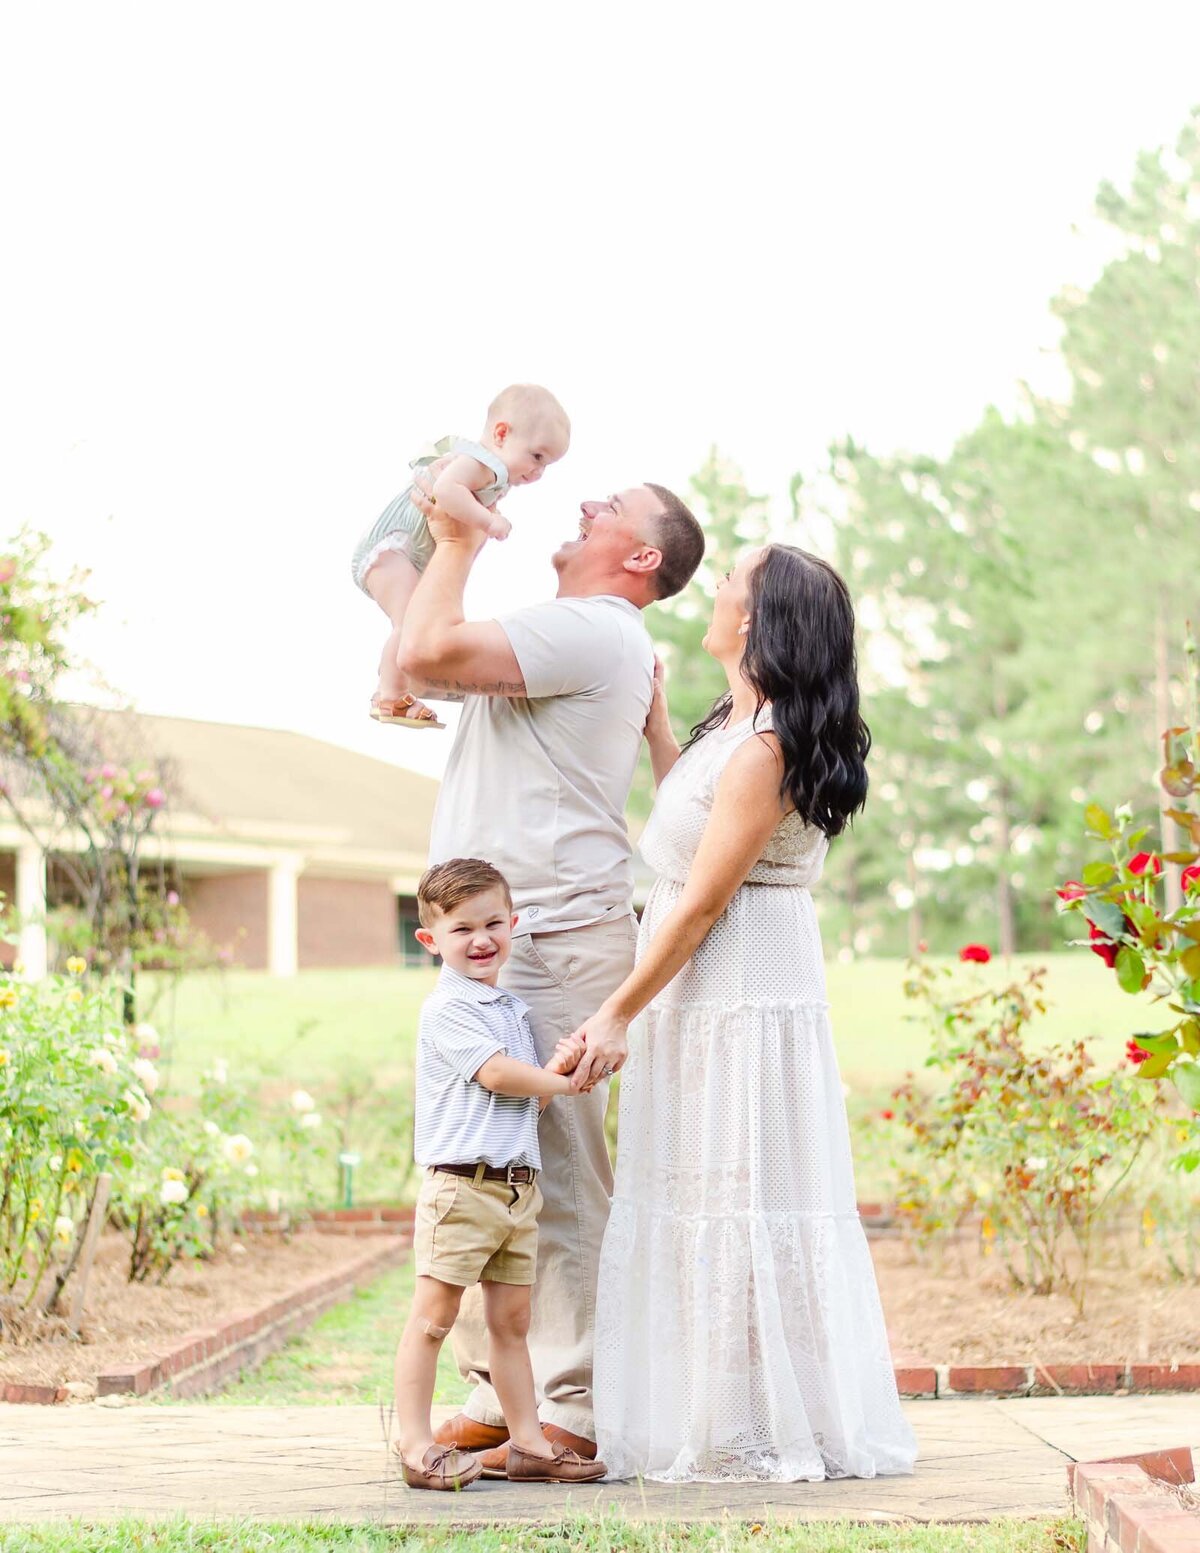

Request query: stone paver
[{"left": 0, "top": 1396, "right": 1197, "bottom": 1524}]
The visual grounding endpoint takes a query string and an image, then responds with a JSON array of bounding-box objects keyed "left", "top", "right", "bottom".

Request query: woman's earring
[{"left": 737, "top": 623, "right": 749, "bottom": 637}]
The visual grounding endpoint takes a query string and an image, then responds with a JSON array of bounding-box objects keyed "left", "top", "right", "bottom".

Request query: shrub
[
  {"left": 888, "top": 956, "right": 1162, "bottom": 1309},
  {"left": 1056, "top": 635, "right": 1200, "bottom": 1171},
  {"left": 0, "top": 961, "right": 143, "bottom": 1308}
]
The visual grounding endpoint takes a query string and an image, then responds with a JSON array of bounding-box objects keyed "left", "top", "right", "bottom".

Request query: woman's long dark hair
[{"left": 686, "top": 544, "right": 871, "bottom": 838}]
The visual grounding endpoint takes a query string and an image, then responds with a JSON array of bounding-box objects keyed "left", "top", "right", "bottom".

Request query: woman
[{"left": 571, "top": 544, "right": 917, "bottom": 1484}]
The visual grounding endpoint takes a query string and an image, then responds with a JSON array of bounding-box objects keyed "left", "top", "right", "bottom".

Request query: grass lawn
[
  {"left": 0, "top": 1517, "right": 1087, "bottom": 1551},
  {"left": 206, "top": 1260, "right": 468, "bottom": 1409},
  {"left": 148, "top": 952, "right": 1137, "bottom": 1095}
]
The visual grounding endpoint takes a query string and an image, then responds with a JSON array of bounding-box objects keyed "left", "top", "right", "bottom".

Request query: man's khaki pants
[{"left": 452, "top": 913, "right": 637, "bottom": 1442}]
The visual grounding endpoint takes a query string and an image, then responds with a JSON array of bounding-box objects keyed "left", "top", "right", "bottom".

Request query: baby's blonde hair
[{"left": 487, "top": 383, "right": 570, "bottom": 442}]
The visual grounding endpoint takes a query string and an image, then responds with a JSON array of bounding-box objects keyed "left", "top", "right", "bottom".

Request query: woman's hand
[
  {"left": 569, "top": 1005, "right": 631, "bottom": 1092},
  {"left": 645, "top": 656, "right": 670, "bottom": 735},
  {"left": 644, "top": 655, "right": 682, "bottom": 785}
]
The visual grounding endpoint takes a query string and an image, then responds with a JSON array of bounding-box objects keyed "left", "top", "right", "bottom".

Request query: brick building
[{"left": 0, "top": 713, "right": 440, "bottom": 977}]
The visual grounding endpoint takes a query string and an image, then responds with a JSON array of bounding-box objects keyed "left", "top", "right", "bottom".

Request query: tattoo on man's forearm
[{"left": 419, "top": 675, "right": 526, "bottom": 697}]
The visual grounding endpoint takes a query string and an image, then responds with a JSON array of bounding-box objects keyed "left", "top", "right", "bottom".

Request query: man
[{"left": 399, "top": 481, "right": 704, "bottom": 1467}]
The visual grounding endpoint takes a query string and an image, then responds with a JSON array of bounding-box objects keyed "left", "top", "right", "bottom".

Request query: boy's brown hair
[{"left": 417, "top": 857, "right": 513, "bottom": 928}]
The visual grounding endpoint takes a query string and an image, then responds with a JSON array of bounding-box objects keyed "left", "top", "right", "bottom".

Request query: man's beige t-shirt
[{"left": 428, "top": 594, "right": 655, "bottom": 935}]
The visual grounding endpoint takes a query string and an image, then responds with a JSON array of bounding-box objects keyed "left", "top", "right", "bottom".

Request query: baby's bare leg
[{"left": 364, "top": 551, "right": 434, "bottom": 714}]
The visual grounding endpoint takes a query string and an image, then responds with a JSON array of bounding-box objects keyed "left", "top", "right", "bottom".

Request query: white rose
[
  {"left": 123, "top": 1088, "right": 152, "bottom": 1123},
  {"left": 159, "top": 1178, "right": 188, "bottom": 1206},
  {"left": 222, "top": 1133, "right": 254, "bottom": 1165},
  {"left": 87, "top": 1048, "right": 118, "bottom": 1076},
  {"left": 49, "top": 1154, "right": 62, "bottom": 1173},
  {"left": 1115, "top": 803, "right": 1133, "bottom": 822},
  {"left": 132, "top": 1058, "right": 160, "bottom": 1095},
  {"left": 1025, "top": 1156, "right": 1048, "bottom": 1171},
  {"left": 290, "top": 1088, "right": 316, "bottom": 1113},
  {"left": 299, "top": 1112, "right": 321, "bottom": 1130},
  {"left": 210, "top": 1059, "right": 228, "bottom": 1084},
  {"left": 244, "top": 1162, "right": 259, "bottom": 1178},
  {"left": 202, "top": 1120, "right": 220, "bottom": 1137},
  {"left": 53, "top": 1215, "right": 74, "bottom": 1244},
  {"left": 134, "top": 1022, "right": 159, "bottom": 1047}
]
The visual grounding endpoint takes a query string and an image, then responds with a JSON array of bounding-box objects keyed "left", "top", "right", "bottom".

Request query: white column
[
  {"left": 267, "top": 853, "right": 302, "bottom": 978},
  {"left": 15, "top": 843, "right": 48, "bottom": 981}
]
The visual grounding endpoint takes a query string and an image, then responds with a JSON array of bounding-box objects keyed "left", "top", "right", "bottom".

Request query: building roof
[{"left": 90, "top": 710, "right": 440, "bottom": 885}]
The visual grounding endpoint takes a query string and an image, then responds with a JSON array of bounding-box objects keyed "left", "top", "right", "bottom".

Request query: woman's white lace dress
[{"left": 594, "top": 711, "right": 917, "bottom": 1483}]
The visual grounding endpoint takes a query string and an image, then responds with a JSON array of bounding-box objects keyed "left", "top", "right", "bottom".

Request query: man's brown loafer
[
  {"left": 480, "top": 1422, "right": 599, "bottom": 1479},
  {"left": 506, "top": 1441, "right": 606, "bottom": 1483},
  {"left": 432, "top": 1412, "right": 510, "bottom": 1451},
  {"left": 398, "top": 1442, "right": 482, "bottom": 1491}
]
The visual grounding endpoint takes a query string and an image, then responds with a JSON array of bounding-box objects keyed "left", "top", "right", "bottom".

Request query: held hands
[
  {"left": 569, "top": 1006, "right": 630, "bottom": 1093},
  {"left": 486, "top": 509, "right": 512, "bottom": 541},
  {"left": 544, "top": 1032, "right": 586, "bottom": 1078}
]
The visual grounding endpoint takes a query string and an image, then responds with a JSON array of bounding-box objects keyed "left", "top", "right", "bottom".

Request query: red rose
[
  {"left": 1182, "top": 864, "right": 1200, "bottom": 893},
  {"left": 1056, "top": 881, "right": 1088, "bottom": 902},
  {"left": 1129, "top": 852, "right": 1163, "bottom": 877},
  {"left": 959, "top": 944, "right": 992, "bottom": 964},
  {"left": 1125, "top": 1039, "right": 1150, "bottom": 1065},
  {"left": 1088, "top": 919, "right": 1123, "bottom": 968},
  {"left": 880, "top": 1108, "right": 895, "bottom": 1121},
  {"left": 917, "top": 939, "right": 928, "bottom": 954}
]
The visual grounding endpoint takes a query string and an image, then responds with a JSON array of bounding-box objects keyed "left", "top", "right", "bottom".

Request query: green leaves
[
  {"left": 1170, "top": 1063, "right": 1200, "bottom": 1113},
  {"left": 1116, "top": 945, "right": 1146, "bottom": 993},
  {"left": 1086, "top": 803, "right": 1115, "bottom": 840},
  {"left": 1082, "top": 861, "right": 1116, "bottom": 886}
]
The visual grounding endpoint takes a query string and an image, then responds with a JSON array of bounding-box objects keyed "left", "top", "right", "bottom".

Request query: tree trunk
[
  {"left": 906, "top": 851, "right": 923, "bottom": 957},
  {"left": 1156, "top": 605, "right": 1184, "bottom": 914},
  {"left": 996, "top": 790, "right": 1016, "bottom": 957}
]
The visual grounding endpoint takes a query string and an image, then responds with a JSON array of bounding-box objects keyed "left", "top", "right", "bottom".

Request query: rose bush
[
  {"left": 0, "top": 959, "right": 143, "bottom": 1308},
  {"left": 888, "top": 955, "right": 1162, "bottom": 1309},
  {"left": 1056, "top": 636, "right": 1200, "bottom": 1171}
]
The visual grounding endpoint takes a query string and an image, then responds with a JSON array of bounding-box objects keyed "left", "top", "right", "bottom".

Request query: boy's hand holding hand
[{"left": 544, "top": 1033, "right": 585, "bottom": 1078}]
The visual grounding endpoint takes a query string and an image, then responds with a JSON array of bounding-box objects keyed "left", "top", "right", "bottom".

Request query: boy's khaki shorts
[{"left": 414, "top": 1166, "right": 542, "bottom": 1287}]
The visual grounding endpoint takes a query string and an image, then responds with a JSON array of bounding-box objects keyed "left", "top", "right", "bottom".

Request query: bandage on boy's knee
[{"left": 419, "top": 1318, "right": 451, "bottom": 1341}]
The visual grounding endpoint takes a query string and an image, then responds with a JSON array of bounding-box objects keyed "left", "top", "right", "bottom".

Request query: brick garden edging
[
  {"left": 892, "top": 1360, "right": 1200, "bottom": 1400},
  {"left": 242, "top": 1205, "right": 416, "bottom": 1238},
  {"left": 2, "top": 1234, "right": 411, "bottom": 1407},
  {"left": 1070, "top": 1448, "right": 1198, "bottom": 1552}
]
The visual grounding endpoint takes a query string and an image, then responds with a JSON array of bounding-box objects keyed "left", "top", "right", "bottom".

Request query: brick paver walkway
[{"left": 2, "top": 1396, "right": 1197, "bottom": 1525}]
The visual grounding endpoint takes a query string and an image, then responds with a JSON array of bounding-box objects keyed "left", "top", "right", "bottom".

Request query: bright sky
[{"left": 3, "top": 3, "right": 1198, "bottom": 783}]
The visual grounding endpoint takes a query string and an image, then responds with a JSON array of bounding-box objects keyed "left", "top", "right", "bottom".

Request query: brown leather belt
[{"left": 431, "top": 1162, "right": 537, "bottom": 1185}]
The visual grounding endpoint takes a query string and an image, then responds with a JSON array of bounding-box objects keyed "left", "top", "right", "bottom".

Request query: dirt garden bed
[
  {"left": 0, "top": 1230, "right": 398, "bottom": 1392},
  {"left": 872, "top": 1235, "right": 1200, "bottom": 1369}
]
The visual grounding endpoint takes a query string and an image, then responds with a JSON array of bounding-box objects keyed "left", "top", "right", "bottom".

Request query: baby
[{"left": 351, "top": 384, "right": 570, "bottom": 728}]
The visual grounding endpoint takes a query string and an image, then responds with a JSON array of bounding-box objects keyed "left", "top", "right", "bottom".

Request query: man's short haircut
[
  {"left": 417, "top": 858, "right": 514, "bottom": 928},
  {"left": 646, "top": 483, "right": 705, "bottom": 600},
  {"left": 487, "top": 383, "right": 570, "bottom": 441}
]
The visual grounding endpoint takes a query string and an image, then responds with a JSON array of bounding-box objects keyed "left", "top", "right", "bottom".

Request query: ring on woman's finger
[
  {"left": 601, "top": 1065, "right": 615, "bottom": 1077},
  {"left": 428, "top": 495, "right": 437, "bottom": 507}
]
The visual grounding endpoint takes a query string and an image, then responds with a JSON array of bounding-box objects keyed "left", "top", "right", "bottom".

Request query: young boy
[{"left": 394, "top": 857, "right": 607, "bottom": 1491}]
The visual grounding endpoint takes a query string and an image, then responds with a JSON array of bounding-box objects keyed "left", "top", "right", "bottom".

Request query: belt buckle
[{"left": 505, "top": 1163, "right": 517, "bottom": 1185}]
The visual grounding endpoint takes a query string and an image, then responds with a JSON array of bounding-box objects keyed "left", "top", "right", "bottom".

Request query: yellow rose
[
  {"left": 195, "top": 1203, "right": 209, "bottom": 1219},
  {"left": 65, "top": 987, "right": 83, "bottom": 1004},
  {"left": 0, "top": 1049, "right": 9, "bottom": 1067},
  {"left": 66, "top": 1149, "right": 84, "bottom": 1172},
  {"left": 66, "top": 957, "right": 87, "bottom": 977},
  {"left": 0, "top": 987, "right": 18, "bottom": 1010}
]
